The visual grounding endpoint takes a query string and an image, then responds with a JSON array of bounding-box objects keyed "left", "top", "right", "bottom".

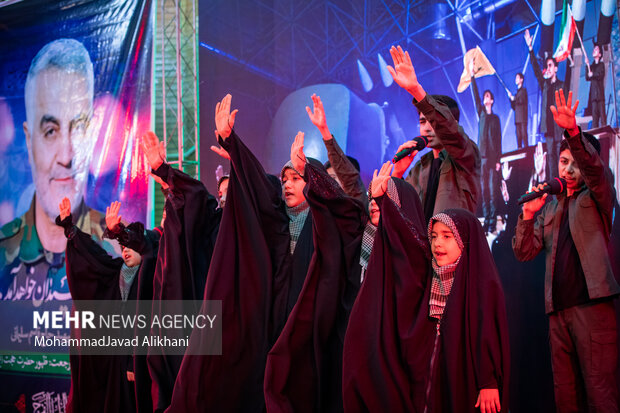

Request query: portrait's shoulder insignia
[
  {"left": 0, "top": 217, "right": 25, "bottom": 265},
  {"left": 0, "top": 217, "right": 24, "bottom": 242}
]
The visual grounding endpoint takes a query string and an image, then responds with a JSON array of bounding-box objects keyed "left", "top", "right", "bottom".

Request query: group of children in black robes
[{"left": 56, "top": 44, "right": 617, "bottom": 413}]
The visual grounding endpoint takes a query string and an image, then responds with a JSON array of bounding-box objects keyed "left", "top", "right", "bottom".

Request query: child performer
[
  {"left": 343, "top": 174, "right": 510, "bottom": 413},
  {"left": 56, "top": 198, "right": 161, "bottom": 413}
]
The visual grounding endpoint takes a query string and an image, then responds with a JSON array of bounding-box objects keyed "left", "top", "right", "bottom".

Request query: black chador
[
  {"left": 147, "top": 162, "right": 221, "bottom": 412},
  {"left": 168, "top": 130, "right": 321, "bottom": 412},
  {"left": 264, "top": 162, "right": 366, "bottom": 413}
]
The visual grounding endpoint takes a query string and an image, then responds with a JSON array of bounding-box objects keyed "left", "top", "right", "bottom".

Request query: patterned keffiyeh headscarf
[
  {"left": 427, "top": 213, "right": 464, "bottom": 320},
  {"left": 359, "top": 179, "right": 401, "bottom": 282},
  {"left": 287, "top": 201, "right": 310, "bottom": 254},
  {"left": 119, "top": 263, "right": 139, "bottom": 301}
]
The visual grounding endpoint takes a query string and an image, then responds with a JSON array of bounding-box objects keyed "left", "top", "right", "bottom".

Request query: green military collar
[{"left": 0, "top": 197, "right": 104, "bottom": 266}]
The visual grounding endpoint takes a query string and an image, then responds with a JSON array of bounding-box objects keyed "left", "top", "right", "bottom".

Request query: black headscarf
[
  {"left": 147, "top": 162, "right": 221, "bottom": 412},
  {"left": 167, "top": 132, "right": 320, "bottom": 412}
]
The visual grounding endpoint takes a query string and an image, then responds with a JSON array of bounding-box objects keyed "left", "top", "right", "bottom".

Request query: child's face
[
  {"left": 368, "top": 199, "right": 380, "bottom": 226},
  {"left": 121, "top": 246, "right": 142, "bottom": 268},
  {"left": 282, "top": 168, "right": 307, "bottom": 208},
  {"left": 558, "top": 149, "right": 584, "bottom": 191},
  {"left": 218, "top": 178, "right": 229, "bottom": 208},
  {"left": 430, "top": 221, "right": 462, "bottom": 266}
]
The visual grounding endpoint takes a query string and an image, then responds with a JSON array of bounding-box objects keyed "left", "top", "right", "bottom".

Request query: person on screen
[
  {"left": 469, "top": 61, "right": 502, "bottom": 234},
  {"left": 0, "top": 39, "right": 112, "bottom": 302},
  {"left": 585, "top": 42, "right": 606, "bottom": 129},
  {"left": 508, "top": 72, "right": 528, "bottom": 149},
  {"left": 524, "top": 29, "right": 565, "bottom": 177}
]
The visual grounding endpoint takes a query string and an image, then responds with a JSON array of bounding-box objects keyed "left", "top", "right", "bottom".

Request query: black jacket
[
  {"left": 586, "top": 60, "right": 605, "bottom": 103},
  {"left": 510, "top": 86, "right": 528, "bottom": 124}
]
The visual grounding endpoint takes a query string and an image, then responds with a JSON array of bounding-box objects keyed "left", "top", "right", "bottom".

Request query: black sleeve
[
  {"left": 304, "top": 162, "right": 365, "bottom": 245},
  {"left": 528, "top": 48, "right": 545, "bottom": 89},
  {"left": 304, "top": 161, "right": 367, "bottom": 295},
  {"left": 471, "top": 76, "right": 483, "bottom": 115},
  {"left": 586, "top": 63, "right": 605, "bottom": 81},
  {"left": 152, "top": 162, "right": 219, "bottom": 222},
  {"left": 104, "top": 222, "right": 149, "bottom": 254},
  {"left": 151, "top": 161, "right": 221, "bottom": 301},
  {"left": 220, "top": 130, "right": 290, "bottom": 256}
]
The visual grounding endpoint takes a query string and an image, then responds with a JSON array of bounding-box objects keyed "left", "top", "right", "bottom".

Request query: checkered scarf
[
  {"left": 429, "top": 256, "right": 461, "bottom": 320},
  {"left": 359, "top": 222, "right": 377, "bottom": 283},
  {"left": 119, "top": 263, "right": 139, "bottom": 301},
  {"left": 360, "top": 179, "right": 401, "bottom": 283},
  {"left": 427, "top": 213, "right": 464, "bottom": 320},
  {"left": 287, "top": 201, "right": 310, "bottom": 254}
]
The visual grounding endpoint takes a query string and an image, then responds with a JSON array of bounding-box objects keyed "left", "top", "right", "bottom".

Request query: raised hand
[
  {"left": 391, "top": 140, "right": 419, "bottom": 178},
  {"left": 305, "top": 94, "right": 331, "bottom": 140},
  {"left": 550, "top": 89, "right": 579, "bottom": 135},
  {"left": 475, "top": 388, "right": 501, "bottom": 413},
  {"left": 211, "top": 130, "right": 231, "bottom": 160},
  {"left": 386, "top": 46, "right": 425, "bottom": 101},
  {"left": 215, "top": 94, "right": 238, "bottom": 139},
  {"left": 533, "top": 142, "right": 547, "bottom": 182},
  {"left": 469, "top": 58, "right": 475, "bottom": 77},
  {"left": 501, "top": 180, "right": 509, "bottom": 203},
  {"left": 211, "top": 145, "right": 231, "bottom": 160},
  {"left": 524, "top": 29, "right": 533, "bottom": 50},
  {"left": 141, "top": 131, "right": 166, "bottom": 170},
  {"left": 522, "top": 183, "right": 548, "bottom": 220},
  {"left": 215, "top": 165, "right": 225, "bottom": 182},
  {"left": 59, "top": 197, "right": 71, "bottom": 221},
  {"left": 371, "top": 161, "right": 394, "bottom": 199},
  {"left": 290, "top": 131, "right": 307, "bottom": 174},
  {"left": 105, "top": 201, "right": 122, "bottom": 232},
  {"left": 502, "top": 161, "right": 512, "bottom": 181}
]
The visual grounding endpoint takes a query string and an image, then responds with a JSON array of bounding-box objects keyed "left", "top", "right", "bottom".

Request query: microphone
[
  {"left": 392, "top": 136, "right": 428, "bottom": 163},
  {"left": 517, "top": 177, "right": 566, "bottom": 205}
]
